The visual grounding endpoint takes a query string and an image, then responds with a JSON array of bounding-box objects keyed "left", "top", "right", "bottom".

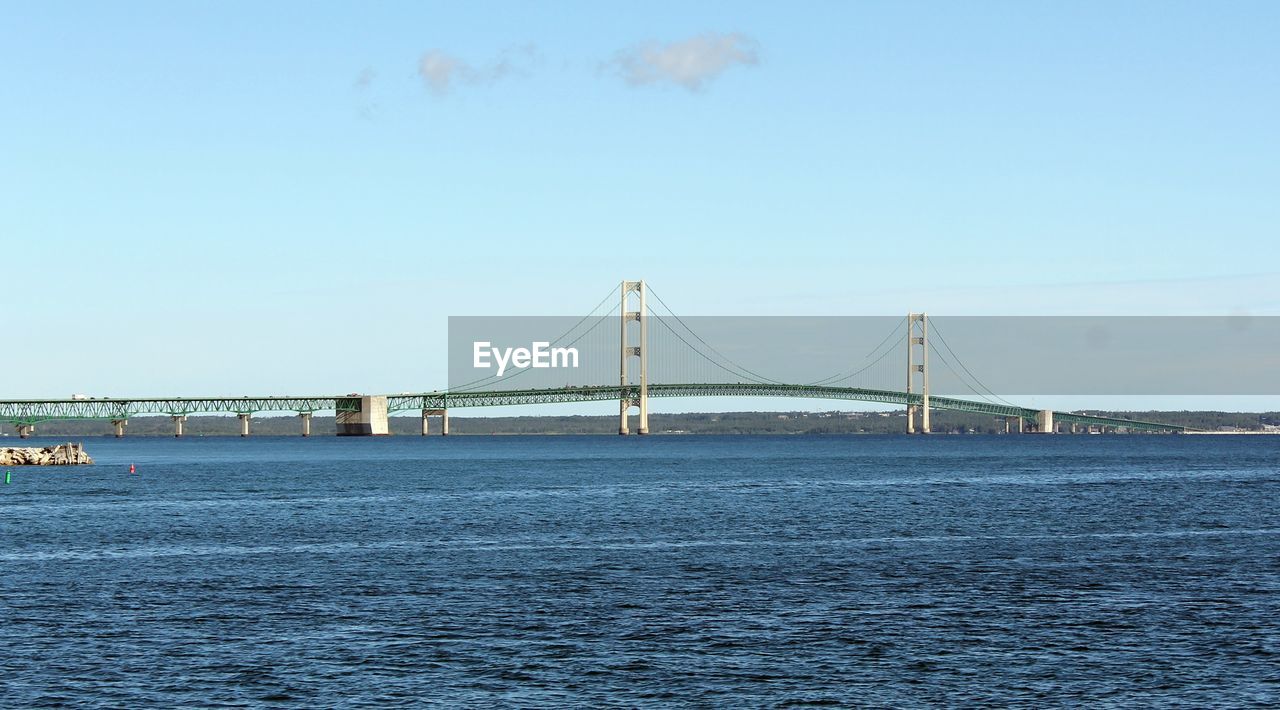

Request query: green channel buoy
[{"left": 5, "top": 471, "right": 10, "bottom": 485}]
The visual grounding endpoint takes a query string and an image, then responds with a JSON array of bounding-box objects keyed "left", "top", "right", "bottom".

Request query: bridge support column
[
  {"left": 172, "top": 415, "right": 187, "bottom": 438},
  {"left": 299, "top": 412, "right": 312, "bottom": 437},
  {"left": 112, "top": 419, "right": 127, "bottom": 438},
  {"left": 238, "top": 413, "right": 251, "bottom": 437},
  {"left": 422, "top": 409, "right": 448, "bottom": 436},
  {"left": 336, "top": 396, "right": 389, "bottom": 436},
  {"left": 906, "top": 313, "right": 930, "bottom": 433},
  {"left": 17, "top": 424, "right": 33, "bottom": 438},
  {"left": 619, "top": 280, "right": 648, "bottom": 435},
  {"left": 1035, "top": 410, "right": 1055, "bottom": 433}
]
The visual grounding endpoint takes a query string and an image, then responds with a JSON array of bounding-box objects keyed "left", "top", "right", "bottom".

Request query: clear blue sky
[{"left": 3, "top": 1, "right": 1278, "bottom": 409}]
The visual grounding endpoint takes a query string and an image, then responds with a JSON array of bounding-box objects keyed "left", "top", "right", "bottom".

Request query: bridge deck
[
  {"left": 1, "top": 386, "right": 1188, "bottom": 432},
  {"left": 391, "top": 385, "right": 1187, "bottom": 433}
]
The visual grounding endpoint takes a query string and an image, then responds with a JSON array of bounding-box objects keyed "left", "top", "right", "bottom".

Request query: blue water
[{"left": 2, "top": 434, "right": 1278, "bottom": 706}]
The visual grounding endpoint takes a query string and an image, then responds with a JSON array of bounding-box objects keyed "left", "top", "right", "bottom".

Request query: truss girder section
[
  {"left": 3, "top": 388, "right": 1185, "bottom": 432},
  {"left": 0, "top": 396, "right": 357, "bottom": 426}
]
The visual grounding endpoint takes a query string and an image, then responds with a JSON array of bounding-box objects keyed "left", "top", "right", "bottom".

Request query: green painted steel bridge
[
  {"left": 0, "top": 282, "right": 1200, "bottom": 436},
  {"left": 0, "top": 385, "right": 1188, "bottom": 434}
]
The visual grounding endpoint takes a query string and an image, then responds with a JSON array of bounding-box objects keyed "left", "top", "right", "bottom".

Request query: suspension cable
[
  {"left": 646, "top": 286, "right": 787, "bottom": 384},
  {"left": 927, "top": 341, "right": 999, "bottom": 403},
  {"left": 809, "top": 330, "right": 907, "bottom": 387},
  {"left": 806, "top": 315, "right": 908, "bottom": 386},
  {"left": 647, "top": 313, "right": 775, "bottom": 385},
  {"left": 450, "top": 285, "right": 619, "bottom": 392},
  {"left": 926, "top": 318, "right": 1018, "bottom": 406}
]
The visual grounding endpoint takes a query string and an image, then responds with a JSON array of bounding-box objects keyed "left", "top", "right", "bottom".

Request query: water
[{"left": 2, "top": 434, "right": 1278, "bottom": 706}]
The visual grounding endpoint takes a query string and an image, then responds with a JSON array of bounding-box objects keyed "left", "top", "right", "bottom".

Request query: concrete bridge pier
[
  {"left": 299, "top": 412, "right": 312, "bottom": 437},
  {"left": 421, "top": 409, "right": 448, "bottom": 435},
  {"left": 112, "top": 419, "right": 127, "bottom": 438},
  {"left": 172, "top": 415, "right": 187, "bottom": 437},
  {"left": 17, "top": 424, "right": 33, "bottom": 438},
  {"left": 337, "top": 396, "right": 389, "bottom": 436},
  {"left": 238, "top": 413, "right": 251, "bottom": 437},
  {"left": 1034, "top": 410, "right": 1055, "bottom": 434}
]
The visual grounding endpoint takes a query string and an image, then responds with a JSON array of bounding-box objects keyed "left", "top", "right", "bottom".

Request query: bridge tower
[
  {"left": 619, "top": 280, "right": 648, "bottom": 435},
  {"left": 906, "top": 313, "right": 930, "bottom": 433}
]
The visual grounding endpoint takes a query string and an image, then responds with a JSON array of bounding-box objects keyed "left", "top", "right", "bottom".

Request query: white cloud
[
  {"left": 610, "top": 33, "right": 760, "bottom": 91},
  {"left": 418, "top": 45, "right": 539, "bottom": 95},
  {"left": 353, "top": 67, "right": 376, "bottom": 91},
  {"left": 419, "top": 51, "right": 463, "bottom": 94}
]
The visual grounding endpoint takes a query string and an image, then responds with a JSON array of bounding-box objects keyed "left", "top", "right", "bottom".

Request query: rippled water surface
[{"left": 2, "top": 434, "right": 1278, "bottom": 706}]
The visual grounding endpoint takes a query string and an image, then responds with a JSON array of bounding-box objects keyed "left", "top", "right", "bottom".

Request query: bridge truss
[
  {"left": 388, "top": 384, "right": 1188, "bottom": 433},
  {"left": 0, "top": 396, "right": 358, "bottom": 427},
  {"left": 0, "top": 386, "right": 1187, "bottom": 433}
]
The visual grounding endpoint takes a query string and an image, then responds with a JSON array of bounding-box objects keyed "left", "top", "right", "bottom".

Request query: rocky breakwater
[{"left": 0, "top": 443, "right": 94, "bottom": 466}]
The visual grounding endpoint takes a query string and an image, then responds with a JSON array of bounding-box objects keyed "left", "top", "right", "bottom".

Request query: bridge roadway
[
  {"left": 1, "top": 385, "right": 1188, "bottom": 433},
  {"left": 392, "top": 384, "right": 1186, "bottom": 433}
]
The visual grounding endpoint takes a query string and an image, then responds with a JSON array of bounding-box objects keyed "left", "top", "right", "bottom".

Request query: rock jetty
[{"left": 0, "top": 443, "right": 94, "bottom": 466}]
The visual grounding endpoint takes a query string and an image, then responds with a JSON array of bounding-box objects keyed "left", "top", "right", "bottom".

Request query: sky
[{"left": 2, "top": 1, "right": 1278, "bottom": 412}]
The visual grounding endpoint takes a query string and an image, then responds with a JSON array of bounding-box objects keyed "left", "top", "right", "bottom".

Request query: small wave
[{"left": 4, "top": 528, "right": 1276, "bottom": 562}]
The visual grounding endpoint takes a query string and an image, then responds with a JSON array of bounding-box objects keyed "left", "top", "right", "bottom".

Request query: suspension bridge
[{"left": 0, "top": 281, "right": 1191, "bottom": 437}]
